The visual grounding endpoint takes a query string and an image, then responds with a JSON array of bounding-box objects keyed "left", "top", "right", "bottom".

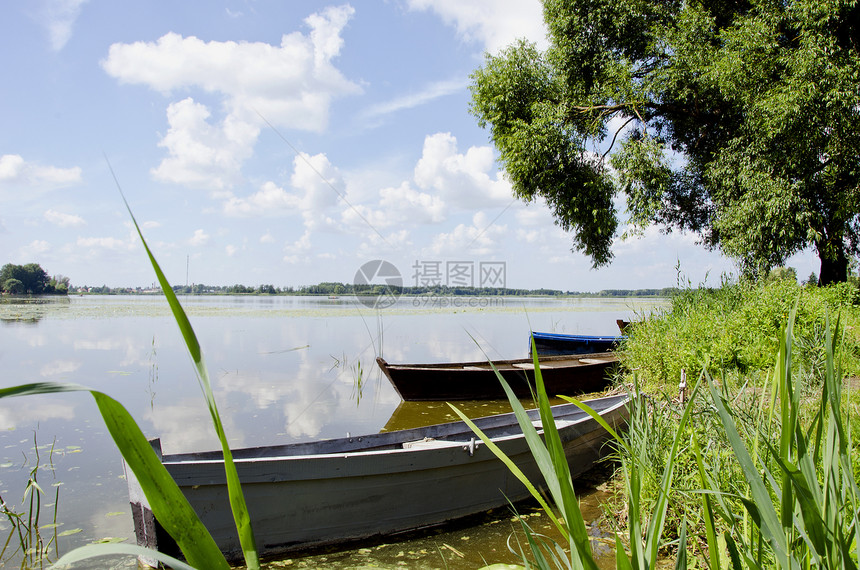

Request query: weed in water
[{"left": 0, "top": 433, "right": 60, "bottom": 569}]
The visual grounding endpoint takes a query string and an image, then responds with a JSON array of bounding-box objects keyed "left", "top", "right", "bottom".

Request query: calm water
[{"left": 0, "top": 294, "right": 664, "bottom": 568}]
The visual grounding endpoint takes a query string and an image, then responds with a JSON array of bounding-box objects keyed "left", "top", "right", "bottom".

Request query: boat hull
[
  {"left": 376, "top": 353, "right": 618, "bottom": 401},
  {"left": 126, "top": 394, "right": 631, "bottom": 563},
  {"left": 530, "top": 331, "right": 623, "bottom": 356}
]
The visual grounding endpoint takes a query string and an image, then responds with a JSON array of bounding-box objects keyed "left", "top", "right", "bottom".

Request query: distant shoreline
[{"left": 64, "top": 287, "right": 677, "bottom": 298}]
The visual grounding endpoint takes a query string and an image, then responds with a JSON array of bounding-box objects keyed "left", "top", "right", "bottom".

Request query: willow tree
[{"left": 470, "top": 0, "right": 860, "bottom": 284}]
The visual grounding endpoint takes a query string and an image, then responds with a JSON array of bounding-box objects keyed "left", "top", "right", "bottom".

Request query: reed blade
[{"left": 0, "top": 382, "right": 229, "bottom": 570}]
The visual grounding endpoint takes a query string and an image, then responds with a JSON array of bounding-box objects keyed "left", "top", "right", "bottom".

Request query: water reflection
[{"left": 0, "top": 295, "right": 664, "bottom": 568}]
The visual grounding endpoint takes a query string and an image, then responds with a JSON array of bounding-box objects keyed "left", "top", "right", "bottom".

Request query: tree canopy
[
  {"left": 470, "top": 0, "right": 860, "bottom": 284},
  {"left": 0, "top": 263, "right": 67, "bottom": 295}
]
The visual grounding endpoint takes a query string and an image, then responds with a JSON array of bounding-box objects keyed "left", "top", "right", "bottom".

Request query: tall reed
[
  {"left": 696, "top": 306, "right": 859, "bottom": 568},
  {"left": 0, "top": 180, "right": 260, "bottom": 569},
  {"left": 450, "top": 339, "right": 695, "bottom": 569},
  {"left": 466, "top": 306, "right": 858, "bottom": 568}
]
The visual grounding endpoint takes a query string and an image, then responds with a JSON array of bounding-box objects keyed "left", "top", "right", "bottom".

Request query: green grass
[
  {"left": 622, "top": 278, "right": 860, "bottom": 390},
  {"left": 475, "top": 287, "right": 860, "bottom": 568}
]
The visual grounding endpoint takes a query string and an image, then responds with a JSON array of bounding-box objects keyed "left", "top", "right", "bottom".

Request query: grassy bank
[
  {"left": 622, "top": 278, "right": 860, "bottom": 389},
  {"left": 612, "top": 278, "right": 860, "bottom": 566},
  {"left": 481, "top": 278, "right": 860, "bottom": 568}
]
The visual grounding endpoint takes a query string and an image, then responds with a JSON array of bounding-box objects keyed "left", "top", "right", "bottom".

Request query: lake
[{"left": 0, "top": 294, "right": 665, "bottom": 568}]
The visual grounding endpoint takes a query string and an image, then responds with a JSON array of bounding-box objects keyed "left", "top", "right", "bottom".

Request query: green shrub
[{"left": 622, "top": 280, "right": 860, "bottom": 390}]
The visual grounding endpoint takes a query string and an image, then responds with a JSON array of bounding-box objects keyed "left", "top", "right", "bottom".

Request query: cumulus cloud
[
  {"left": 425, "top": 211, "right": 507, "bottom": 257},
  {"left": 290, "top": 152, "right": 344, "bottom": 212},
  {"left": 0, "top": 154, "right": 82, "bottom": 191},
  {"left": 20, "top": 240, "right": 51, "bottom": 257},
  {"left": 222, "top": 133, "right": 514, "bottom": 261},
  {"left": 283, "top": 230, "right": 312, "bottom": 264},
  {"left": 223, "top": 152, "right": 343, "bottom": 218},
  {"left": 189, "top": 229, "right": 210, "bottom": 246},
  {"left": 355, "top": 229, "right": 412, "bottom": 258},
  {"left": 151, "top": 98, "right": 258, "bottom": 194},
  {"left": 379, "top": 182, "right": 446, "bottom": 223},
  {"left": 41, "top": 0, "right": 89, "bottom": 51},
  {"left": 339, "top": 181, "right": 446, "bottom": 235},
  {"left": 223, "top": 181, "right": 300, "bottom": 217},
  {"left": 406, "top": 0, "right": 547, "bottom": 53},
  {"left": 413, "top": 132, "right": 512, "bottom": 208},
  {"left": 102, "top": 6, "right": 360, "bottom": 191},
  {"left": 44, "top": 209, "right": 86, "bottom": 227},
  {"left": 76, "top": 236, "right": 135, "bottom": 252}
]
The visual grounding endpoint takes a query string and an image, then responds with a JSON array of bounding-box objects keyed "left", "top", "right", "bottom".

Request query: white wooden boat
[{"left": 126, "top": 393, "right": 631, "bottom": 563}]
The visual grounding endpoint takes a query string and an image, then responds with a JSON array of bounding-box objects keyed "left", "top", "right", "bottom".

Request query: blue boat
[{"left": 530, "top": 331, "right": 625, "bottom": 356}]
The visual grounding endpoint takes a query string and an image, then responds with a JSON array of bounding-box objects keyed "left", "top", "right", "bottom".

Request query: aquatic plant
[{"left": 0, "top": 434, "right": 60, "bottom": 568}]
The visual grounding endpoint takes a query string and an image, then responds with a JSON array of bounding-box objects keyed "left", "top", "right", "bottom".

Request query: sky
[{"left": 0, "top": 0, "right": 819, "bottom": 292}]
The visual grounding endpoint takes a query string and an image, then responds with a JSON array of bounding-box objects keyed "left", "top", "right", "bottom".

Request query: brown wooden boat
[{"left": 376, "top": 353, "right": 618, "bottom": 401}]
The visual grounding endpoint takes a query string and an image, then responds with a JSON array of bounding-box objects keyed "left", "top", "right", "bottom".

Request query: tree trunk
[{"left": 818, "top": 247, "right": 849, "bottom": 286}]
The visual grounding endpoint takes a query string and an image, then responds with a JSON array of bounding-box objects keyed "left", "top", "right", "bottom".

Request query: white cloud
[
  {"left": 102, "top": 6, "right": 361, "bottom": 191},
  {"left": 44, "top": 209, "right": 86, "bottom": 227},
  {"left": 41, "top": 0, "right": 89, "bottom": 51},
  {"left": 379, "top": 182, "right": 446, "bottom": 223},
  {"left": 356, "top": 229, "right": 412, "bottom": 258},
  {"left": 76, "top": 236, "right": 135, "bottom": 252},
  {"left": 189, "top": 229, "right": 210, "bottom": 246},
  {"left": 406, "top": 0, "right": 547, "bottom": 53},
  {"left": 223, "top": 152, "right": 343, "bottom": 219},
  {"left": 0, "top": 154, "right": 82, "bottom": 192},
  {"left": 359, "top": 77, "right": 469, "bottom": 124},
  {"left": 283, "top": 230, "right": 312, "bottom": 263},
  {"left": 225, "top": 244, "right": 239, "bottom": 257},
  {"left": 425, "top": 211, "right": 507, "bottom": 256},
  {"left": 20, "top": 240, "right": 51, "bottom": 257},
  {"left": 223, "top": 181, "right": 300, "bottom": 217},
  {"left": 260, "top": 232, "right": 275, "bottom": 244},
  {"left": 413, "top": 132, "right": 512, "bottom": 208},
  {"left": 290, "top": 152, "right": 344, "bottom": 212},
  {"left": 102, "top": 8, "right": 360, "bottom": 118},
  {"left": 150, "top": 98, "right": 258, "bottom": 194},
  {"left": 343, "top": 181, "right": 446, "bottom": 232}
]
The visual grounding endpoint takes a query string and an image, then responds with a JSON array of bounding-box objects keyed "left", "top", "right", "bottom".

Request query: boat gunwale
[
  {"left": 530, "top": 331, "right": 626, "bottom": 342},
  {"left": 159, "top": 394, "right": 631, "bottom": 465},
  {"left": 376, "top": 352, "right": 618, "bottom": 372}
]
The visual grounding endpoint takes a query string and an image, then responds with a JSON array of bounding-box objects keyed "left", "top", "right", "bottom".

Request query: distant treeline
[{"left": 71, "top": 281, "right": 678, "bottom": 298}]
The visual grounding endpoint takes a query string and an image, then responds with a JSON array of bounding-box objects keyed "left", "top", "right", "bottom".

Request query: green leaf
[
  {"left": 707, "top": 374, "right": 791, "bottom": 565},
  {"left": 57, "top": 528, "right": 83, "bottom": 537},
  {"left": 111, "top": 163, "right": 260, "bottom": 569},
  {"left": 0, "top": 382, "right": 229, "bottom": 570}
]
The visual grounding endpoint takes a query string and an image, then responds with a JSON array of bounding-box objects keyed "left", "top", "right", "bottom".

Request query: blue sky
[{"left": 0, "top": 0, "right": 818, "bottom": 291}]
